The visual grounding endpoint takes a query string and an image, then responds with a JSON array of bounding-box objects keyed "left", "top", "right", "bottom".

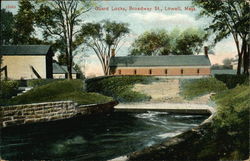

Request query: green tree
[
  {"left": 35, "top": 0, "right": 93, "bottom": 79},
  {"left": 57, "top": 54, "right": 68, "bottom": 66},
  {"left": 174, "top": 28, "right": 209, "bottom": 55},
  {"left": 1, "top": 9, "right": 14, "bottom": 45},
  {"left": 79, "top": 20, "right": 129, "bottom": 75},
  {"left": 13, "top": 0, "right": 36, "bottom": 44},
  {"left": 130, "top": 29, "right": 171, "bottom": 56},
  {"left": 193, "top": 0, "right": 249, "bottom": 75},
  {"left": 223, "top": 58, "right": 233, "bottom": 69},
  {"left": 130, "top": 28, "right": 208, "bottom": 56}
]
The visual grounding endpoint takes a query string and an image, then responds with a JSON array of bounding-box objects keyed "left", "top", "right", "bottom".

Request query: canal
[{"left": 0, "top": 111, "right": 207, "bottom": 160}]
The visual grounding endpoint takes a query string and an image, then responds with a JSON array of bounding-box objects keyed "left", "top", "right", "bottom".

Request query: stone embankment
[
  {"left": 115, "top": 102, "right": 215, "bottom": 115},
  {"left": 0, "top": 101, "right": 117, "bottom": 128}
]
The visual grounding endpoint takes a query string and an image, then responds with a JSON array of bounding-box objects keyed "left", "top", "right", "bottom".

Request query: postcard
[{"left": 0, "top": 0, "right": 249, "bottom": 161}]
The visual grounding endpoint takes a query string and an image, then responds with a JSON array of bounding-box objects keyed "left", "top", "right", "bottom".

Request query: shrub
[
  {"left": 180, "top": 78, "right": 227, "bottom": 99},
  {"left": 27, "top": 79, "right": 59, "bottom": 87},
  {"left": 86, "top": 76, "right": 154, "bottom": 102},
  {"left": 212, "top": 85, "right": 250, "bottom": 159},
  {"left": 7, "top": 80, "right": 112, "bottom": 105},
  {"left": 214, "top": 74, "right": 249, "bottom": 89},
  {"left": 0, "top": 80, "right": 19, "bottom": 99}
]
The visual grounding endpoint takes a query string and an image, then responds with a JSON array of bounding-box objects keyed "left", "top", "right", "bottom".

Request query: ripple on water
[{"left": 0, "top": 111, "right": 207, "bottom": 161}]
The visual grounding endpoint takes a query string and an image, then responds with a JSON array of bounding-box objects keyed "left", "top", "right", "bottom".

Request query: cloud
[{"left": 129, "top": 12, "right": 196, "bottom": 25}]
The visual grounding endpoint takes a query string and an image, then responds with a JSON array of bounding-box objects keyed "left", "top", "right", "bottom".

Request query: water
[{"left": 0, "top": 111, "right": 207, "bottom": 160}]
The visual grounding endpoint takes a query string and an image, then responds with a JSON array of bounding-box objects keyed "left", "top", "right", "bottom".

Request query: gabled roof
[
  {"left": 53, "top": 62, "right": 77, "bottom": 74},
  {"left": 0, "top": 45, "right": 52, "bottom": 55},
  {"left": 109, "top": 55, "right": 211, "bottom": 67},
  {"left": 61, "top": 65, "right": 77, "bottom": 74},
  {"left": 53, "top": 62, "right": 67, "bottom": 74}
]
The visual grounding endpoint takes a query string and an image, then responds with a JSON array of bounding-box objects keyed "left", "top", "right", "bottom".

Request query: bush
[
  {"left": 86, "top": 76, "right": 154, "bottom": 102},
  {"left": 214, "top": 74, "right": 249, "bottom": 89},
  {"left": 0, "top": 80, "right": 19, "bottom": 99},
  {"left": 211, "top": 85, "right": 250, "bottom": 159},
  {"left": 7, "top": 80, "right": 112, "bottom": 105},
  {"left": 180, "top": 78, "right": 227, "bottom": 99},
  {"left": 27, "top": 79, "right": 59, "bottom": 87}
]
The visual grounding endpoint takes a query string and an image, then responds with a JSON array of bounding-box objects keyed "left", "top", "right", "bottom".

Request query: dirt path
[{"left": 132, "top": 78, "right": 211, "bottom": 104}]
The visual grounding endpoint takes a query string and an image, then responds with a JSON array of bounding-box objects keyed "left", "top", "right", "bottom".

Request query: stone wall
[{"left": 0, "top": 101, "right": 117, "bottom": 128}]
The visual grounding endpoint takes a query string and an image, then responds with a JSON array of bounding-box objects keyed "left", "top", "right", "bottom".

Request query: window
[
  {"left": 149, "top": 69, "right": 152, "bottom": 75},
  {"left": 181, "top": 69, "right": 184, "bottom": 74},
  {"left": 134, "top": 69, "right": 137, "bottom": 75},
  {"left": 197, "top": 69, "right": 200, "bottom": 74},
  {"left": 118, "top": 69, "right": 121, "bottom": 75},
  {"left": 165, "top": 69, "right": 168, "bottom": 75}
]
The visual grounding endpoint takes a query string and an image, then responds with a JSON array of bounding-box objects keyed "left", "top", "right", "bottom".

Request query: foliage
[
  {"left": 7, "top": 80, "right": 112, "bottom": 105},
  {"left": 27, "top": 79, "right": 59, "bottom": 87},
  {"left": 74, "top": 64, "right": 85, "bottom": 79},
  {"left": 174, "top": 28, "right": 209, "bottom": 55},
  {"left": 130, "top": 28, "right": 208, "bottom": 56},
  {"left": 79, "top": 20, "right": 129, "bottom": 75},
  {"left": 130, "top": 29, "right": 171, "bottom": 56},
  {"left": 86, "top": 76, "right": 154, "bottom": 102},
  {"left": 35, "top": 0, "right": 93, "bottom": 79},
  {"left": 222, "top": 58, "right": 233, "bottom": 69},
  {"left": 13, "top": 0, "right": 35, "bottom": 44},
  {"left": 211, "top": 64, "right": 232, "bottom": 70},
  {"left": 1, "top": 9, "right": 15, "bottom": 45},
  {"left": 211, "top": 85, "right": 250, "bottom": 159},
  {"left": 0, "top": 80, "right": 19, "bottom": 100},
  {"left": 214, "top": 74, "right": 249, "bottom": 89},
  {"left": 58, "top": 54, "right": 68, "bottom": 66},
  {"left": 180, "top": 78, "right": 227, "bottom": 99},
  {"left": 193, "top": 0, "right": 249, "bottom": 75}
]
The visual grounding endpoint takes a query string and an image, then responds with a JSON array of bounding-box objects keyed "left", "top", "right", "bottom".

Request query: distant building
[
  {"left": 109, "top": 55, "right": 211, "bottom": 76},
  {"left": 0, "top": 45, "right": 54, "bottom": 80},
  {"left": 53, "top": 61, "right": 78, "bottom": 79}
]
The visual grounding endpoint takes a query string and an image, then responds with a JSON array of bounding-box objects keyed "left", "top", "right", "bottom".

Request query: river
[{"left": 0, "top": 111, "right": 207, "bottom": 160}]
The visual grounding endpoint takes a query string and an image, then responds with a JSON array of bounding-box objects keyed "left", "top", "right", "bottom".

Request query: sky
[{"left": 2, "top": 0, "right": 237, "bottom": 77}]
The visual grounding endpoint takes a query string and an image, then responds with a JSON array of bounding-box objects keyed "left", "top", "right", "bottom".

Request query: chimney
[
  {"left": 204, "top": 46, "right": 208, "bottom": 57},
  {"left": 111, "top": 49, "right": 115, "bottom": 57}
]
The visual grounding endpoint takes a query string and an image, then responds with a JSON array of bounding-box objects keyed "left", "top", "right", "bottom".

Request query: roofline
[{"left": 110, "top": 66, "right": 211, "bottom": 68}]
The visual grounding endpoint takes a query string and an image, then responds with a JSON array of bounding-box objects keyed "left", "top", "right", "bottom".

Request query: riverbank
[
  {"left": 0, "top": 100, "right": 118, "bottom": 128},
  {"left": 111, "top": 79, "right": 249, "bottom": 161}
]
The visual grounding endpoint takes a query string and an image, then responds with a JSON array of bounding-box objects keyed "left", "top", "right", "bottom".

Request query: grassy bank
[
  {"left": 86, "top": 76, "right": 157, "bottom": 102},
  {"left": 3, "top": 80, "right": 113, "bottom": 106},
  {"left": 180, "top": 77, "right": 227, "bottom": 99}
]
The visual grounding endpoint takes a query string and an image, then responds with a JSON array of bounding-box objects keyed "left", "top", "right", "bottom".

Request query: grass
[
  {"left": 5, "top": 80, "right": 113, "bottom": 106},
  {"left": 86, "top": 76, "right": 157, "bottom": 102},
  {"left": 179, "top": 77, "right": 249, "bottom": 160},
  {"left": 205, "top": 84, "right": 249, "bottom": 160},
  {"left": 180, "top": 77, "right": 227, "bottom": 99}
]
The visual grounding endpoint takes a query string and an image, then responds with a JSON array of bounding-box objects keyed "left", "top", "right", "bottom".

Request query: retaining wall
[{"left": 0, "top": 101, "right": 117, "bottom": 128}]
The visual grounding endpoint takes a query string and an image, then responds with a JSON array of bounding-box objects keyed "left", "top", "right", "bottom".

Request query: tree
[
  {"left": 57, "top": 53, "right": 68, "bottom": 66},
  {"left": 130, "top": 30, "right": 171, "bottom": 56},
  {"left": 79, "top": 20, "right": 129, "bottom": 75},
  {"left": 1, "top": 9, "right": 14, "bottom": 45},
  {"left": 193, "top": 0, "right": 249, "bottom": 75},
  {"left": 35, "top": 0, "right": 93, "bottom": 79},
  {"left": 130, "top": 28, "right": 208, "bottom": 56},
  {"left": 13, "top": 0, "right": 35, "bottom": 44},
  {"left": 174, "top": 28, "right": 209, "bottom": 55},
  {"left": 223, "top": 58, "right": 233, "bottom": 69}
]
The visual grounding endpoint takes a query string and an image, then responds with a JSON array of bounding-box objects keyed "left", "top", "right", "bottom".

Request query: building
[
  {"left": 0, "top": 45, "right": 54, "bottom": 80},
  {"left": 109, "top": 55, "right": 211, "bottom": 76},
  {"left": 53, "top": 61, "right": 78, "bottom": 79}
]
